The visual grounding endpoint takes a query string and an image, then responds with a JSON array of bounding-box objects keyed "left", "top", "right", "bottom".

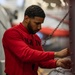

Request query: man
[{"left": 2, "top": 5, "right": 71, "bottom": 75}]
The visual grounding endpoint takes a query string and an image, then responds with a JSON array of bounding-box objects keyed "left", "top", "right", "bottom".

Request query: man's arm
[
  {"left": 54, "top": 48, "right": 70, "bottom": 58},
  {"left": 56, "top": 58, "right": 71, "bottom": 69}
]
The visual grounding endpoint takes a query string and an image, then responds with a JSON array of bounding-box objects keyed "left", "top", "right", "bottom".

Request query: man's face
[{"left": 27, "top": 17, "right": 44, "bottom": 34}]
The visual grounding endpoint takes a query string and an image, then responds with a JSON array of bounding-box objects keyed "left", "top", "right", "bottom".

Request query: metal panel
[
  {"left": 69, "top": 0, "right": 75, "bottom": 74},
  {"left": 0, "top": 5, "right": 11, "bottom": 75},
  {"left": 0, "top": 5, "right": 11, "bottom": 60}
]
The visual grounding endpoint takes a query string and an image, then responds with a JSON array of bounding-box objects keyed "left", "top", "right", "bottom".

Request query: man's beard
[{"left": 27, "top": 22, "right": 39, "bottom": 34}]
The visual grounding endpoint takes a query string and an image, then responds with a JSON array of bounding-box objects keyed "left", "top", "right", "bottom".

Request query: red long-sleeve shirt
[{"left": 2, "top": 23, "right": 57, "bottom": 75}]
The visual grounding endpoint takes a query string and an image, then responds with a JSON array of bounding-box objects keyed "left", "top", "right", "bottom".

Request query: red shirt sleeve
[{"left": 38, "top": 59, "right": 57, "bottom": 68}]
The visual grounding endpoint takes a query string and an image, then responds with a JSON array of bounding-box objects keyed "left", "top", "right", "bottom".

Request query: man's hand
[
  {"left": 56, "top": 58, "right": 71, "bottom": 69},
  {"left": 54, "top": 48, "right": 70, "bottom": 58}
]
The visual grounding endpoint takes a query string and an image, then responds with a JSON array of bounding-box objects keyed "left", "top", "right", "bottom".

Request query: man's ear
[{"left": 24, "top": 15, "right": 30, "bottom": 23}]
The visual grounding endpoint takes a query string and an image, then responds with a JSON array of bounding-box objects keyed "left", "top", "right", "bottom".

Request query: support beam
[{"left": 69, "top": 0, "right": 75, "bottom": 74}]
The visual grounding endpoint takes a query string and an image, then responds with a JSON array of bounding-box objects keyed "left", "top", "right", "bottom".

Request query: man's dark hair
[{"left": 24, "top": 5, "right": 45, "bottom": 18}]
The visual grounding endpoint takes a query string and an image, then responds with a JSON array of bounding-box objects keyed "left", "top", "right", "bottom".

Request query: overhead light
[
  {"left": 50, "top": 3, "right": 56, "bottom": 8},
  {"left": 60, "top": 0, "right": 65, "bottom": 6}
]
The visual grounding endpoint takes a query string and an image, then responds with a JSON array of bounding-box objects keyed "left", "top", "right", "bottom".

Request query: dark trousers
[{"left": 6, "top": 74, "right": 8, "bottom": 75}]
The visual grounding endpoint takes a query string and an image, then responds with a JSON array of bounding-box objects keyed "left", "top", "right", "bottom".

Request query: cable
[{"left": 42, "top": 11, "right": 69, "bottom": 46}]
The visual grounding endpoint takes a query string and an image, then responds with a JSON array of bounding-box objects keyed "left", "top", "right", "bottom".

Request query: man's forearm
[
  {"left": 54, "top": 52, "right": 59, "bottom": 57},
  {"left": 54, "top": 48, "right": 69, "bottom": 58}
]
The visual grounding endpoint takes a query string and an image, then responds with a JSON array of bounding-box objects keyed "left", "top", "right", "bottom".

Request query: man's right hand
[{"left": 56, "top": 58, "right": 71, "bottom": 69}]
